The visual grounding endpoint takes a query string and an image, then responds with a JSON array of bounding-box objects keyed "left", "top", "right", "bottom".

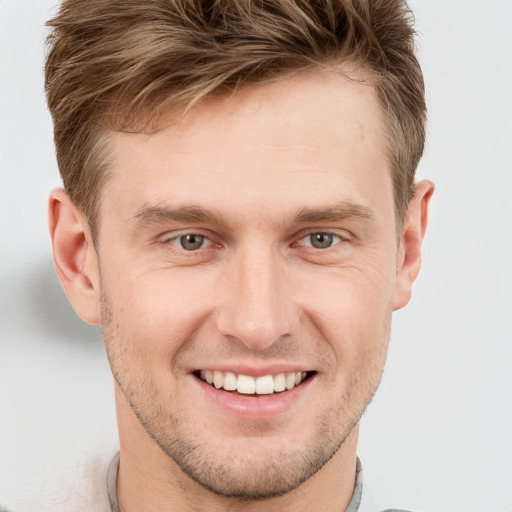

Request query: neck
[{"left": 115, "top": 386, "right": 359, "bottom": 512}]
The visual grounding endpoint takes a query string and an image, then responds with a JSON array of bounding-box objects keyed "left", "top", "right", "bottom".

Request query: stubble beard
[{"left": 100, "top": 290, "right": 388, "bottom": 500}]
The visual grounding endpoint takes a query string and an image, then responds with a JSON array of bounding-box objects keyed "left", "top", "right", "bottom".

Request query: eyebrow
[
  {"left": 132, "top": 201, "right": 376, "bottom": 230},
  {"left": 293, "top": 202, "right": 376, "bottom": 224},
  {"left": 132, "top": 205, "right": 234, "bottom": 229}
]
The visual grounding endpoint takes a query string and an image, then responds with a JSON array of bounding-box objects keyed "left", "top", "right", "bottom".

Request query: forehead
[{"left": 103, "top": 69, "right": 393, "bottom": 226}]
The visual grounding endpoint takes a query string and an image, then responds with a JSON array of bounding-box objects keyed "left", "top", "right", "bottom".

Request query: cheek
[
  {"left": 101, "top": 265, "right": 216, "bottom": 359},
  {"left": 296, "top": 260, "right": 396, "bottom": 367}
]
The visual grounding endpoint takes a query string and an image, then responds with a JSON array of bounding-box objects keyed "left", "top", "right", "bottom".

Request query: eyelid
[
  {"left": 158, "top": 229, "right": 209, "bottom": 242},
  {"left": 156, "top": 228, "right": 350, "bottom": 251},
  {"left": 174, "top": 234, "right": 209, "bottom": 249},
  {"left": 158, "top": 230, "right": 218, "bottom": 250},
  {"left": 294, "top": 229, "right": 348, "bottom": 248}
]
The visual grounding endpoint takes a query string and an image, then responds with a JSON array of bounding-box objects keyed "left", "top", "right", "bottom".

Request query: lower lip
[{"left": 192, "top": 374, "right": 316, "bottom": 420}]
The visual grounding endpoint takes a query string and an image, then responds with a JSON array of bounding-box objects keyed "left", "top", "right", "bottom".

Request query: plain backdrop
[{"left": 1, "top": 1, "right": 511, "bottom": 511}]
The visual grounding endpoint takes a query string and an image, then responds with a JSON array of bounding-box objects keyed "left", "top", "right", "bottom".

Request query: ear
[
  {"left": 393, "top": 180, "right": 434, "bottom": 311},
  {"left": 48, "top": 188, "right": 101, "bottom": 324}
]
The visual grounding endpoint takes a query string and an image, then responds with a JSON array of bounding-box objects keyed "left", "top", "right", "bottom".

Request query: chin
[{"left": 160, "top": 440, "right": 342, "bottom": 500}]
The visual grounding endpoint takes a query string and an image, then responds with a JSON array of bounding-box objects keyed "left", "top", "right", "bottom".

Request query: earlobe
[
  {"left": 48, "top": 188, "right": 101, "bottom": 324},
  {"left": 393, "top": 180, "right": 434, "bottom": 311}
]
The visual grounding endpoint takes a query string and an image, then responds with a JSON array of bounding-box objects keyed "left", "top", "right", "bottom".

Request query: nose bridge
[{"left": 216, "top": 241, "right": 294, "bottom": 350}]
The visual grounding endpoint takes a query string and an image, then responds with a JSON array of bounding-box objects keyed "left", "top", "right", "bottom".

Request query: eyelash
[
  {"left": 164, "top": 233, "right": 217, "bottom": 252},
  {"left": 161, "top": 230, "right": 346, "bottom": 254},
  {"left": 294, "top": 231, "right": 345, "bottom": 250}
]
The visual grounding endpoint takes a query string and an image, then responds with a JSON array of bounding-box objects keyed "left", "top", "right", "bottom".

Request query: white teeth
[
  {"left": 285, "top": 372, "right": 296, "bottom": 390},
  {"left": 274, "top": 373, "right": 286, "bottom": 392},
  {"left": 255, "top": 375, "right": 274, "bottom": 395},
  {"left": 237, "top": 374, "right": 255, "bottom": 394},
  {"left": 198, "top": 370, "right": 310, "bottom": 394},
  {"left": 223, "top": 371, "right": 237, "bottom": 391},
  {"left": 213, "top": 370, "right": 223, "bottom": 389}
]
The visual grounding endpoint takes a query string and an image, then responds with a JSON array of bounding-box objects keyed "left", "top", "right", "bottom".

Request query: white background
[{"left": 1, "top": 1, "right": 511, "bottom": 511}]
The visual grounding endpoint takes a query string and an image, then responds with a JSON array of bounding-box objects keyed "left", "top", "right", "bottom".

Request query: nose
[{"left": 215, "top": 244, "right": 297, "bottom": 351}]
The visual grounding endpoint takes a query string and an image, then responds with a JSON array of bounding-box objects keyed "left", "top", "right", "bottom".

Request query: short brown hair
[{"left": 45, "top": 0, "right": 425, "bottom": 237}]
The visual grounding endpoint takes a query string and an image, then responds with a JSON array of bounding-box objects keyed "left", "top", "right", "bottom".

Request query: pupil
[
  {"left": 181, "top": 234, "right": 204, "bottom": 250},
  {"left": 311, "top": 233, "right": 333, "bottom": 249}
]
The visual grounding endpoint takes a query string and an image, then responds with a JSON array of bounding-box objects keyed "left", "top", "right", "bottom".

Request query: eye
[
  {"left": 171, "top": 234, "right": 209, "bottom": 251},
  {"left": 298, "top": 232, "right": 343, "bottom": 249}
]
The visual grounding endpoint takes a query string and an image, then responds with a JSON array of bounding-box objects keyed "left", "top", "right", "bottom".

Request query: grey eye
[
  {"left": 179, "top": 234, "right": 205, "bottom": 250},
  {"left": 309, "top": 233, "right": 334, "bottom": 249}
]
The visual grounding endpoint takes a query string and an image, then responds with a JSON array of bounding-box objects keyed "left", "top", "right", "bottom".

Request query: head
[{"left": 47, "top": 0, "right": 433, "bottom": 504}]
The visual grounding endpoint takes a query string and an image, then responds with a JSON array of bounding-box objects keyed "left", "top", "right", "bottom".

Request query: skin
[{"left": 49, "top": 69, "right": 433, "bottom": 512}]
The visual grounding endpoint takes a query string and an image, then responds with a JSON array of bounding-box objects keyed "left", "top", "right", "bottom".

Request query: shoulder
[{"left": 38, "top": 449, "right": 118, "bottom": 512}]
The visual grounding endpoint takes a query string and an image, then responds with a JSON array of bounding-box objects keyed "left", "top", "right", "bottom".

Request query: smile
[{"left": 196, "top": 370, "right": 313, "bottom": 395}]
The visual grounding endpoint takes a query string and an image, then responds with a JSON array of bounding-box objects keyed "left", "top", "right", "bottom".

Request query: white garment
[{"left": 38, "top": 451, "right": 117, "bottom": 512}]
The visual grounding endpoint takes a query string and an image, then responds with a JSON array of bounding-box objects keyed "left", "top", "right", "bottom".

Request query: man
[{"left": 44, "top": 0, "right": 433, "bottom": 510}]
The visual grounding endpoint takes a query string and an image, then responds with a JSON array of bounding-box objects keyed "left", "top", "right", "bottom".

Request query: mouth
[{"left": 194, "top": 369, "right": 315, "bottom": 396}]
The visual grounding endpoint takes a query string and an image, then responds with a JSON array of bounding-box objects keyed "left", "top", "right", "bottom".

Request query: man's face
[{"left": 98, "top": 70, "right": 400, "bottom": 498}]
